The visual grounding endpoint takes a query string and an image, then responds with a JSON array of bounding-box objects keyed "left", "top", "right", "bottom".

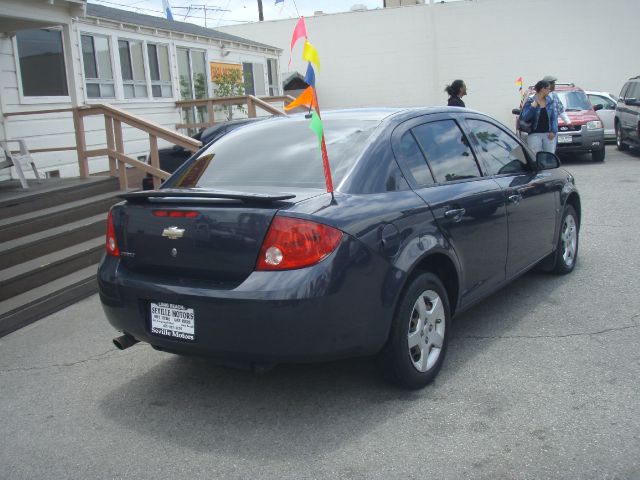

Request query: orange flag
[{"left": 284, "top": 86, "right": 317, "bottom": 111}]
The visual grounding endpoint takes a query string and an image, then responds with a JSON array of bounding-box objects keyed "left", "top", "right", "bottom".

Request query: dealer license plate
[
  {"left": 557, "top": 134, "right": 572, "bottom": 144},
  {"left": 150, "top": 302, "right": 195, "bottom": 341}
]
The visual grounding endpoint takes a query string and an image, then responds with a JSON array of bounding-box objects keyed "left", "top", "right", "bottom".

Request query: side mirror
[
  {"left": 536, "top": 151, "right": 560, "bottom": 170},
  {"left": 512, "top": 108, "right": 521, "bottom": 115},
  {"left": 624, "top": 98, "right": 638, "bottom": 106},
  {"left": 593, "top": 104, "right": 603, "bottom": 111}
]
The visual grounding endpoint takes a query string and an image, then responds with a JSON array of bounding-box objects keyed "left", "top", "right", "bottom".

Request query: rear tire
[
  {"left": 377, "top": 273, "right": 450, "bottom": 389},
  {"left": 552, "top": 205, "right": 579, "bottom": 275},
  {"left": 616, "top": 123, "right": 628, "bottom": 151},
  {"left": 592, "top": 145, "right": 605, "bottom": 162}
]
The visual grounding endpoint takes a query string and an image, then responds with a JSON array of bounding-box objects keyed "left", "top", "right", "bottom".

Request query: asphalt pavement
[{"left": 1, "top": 145, "right": 639, "bottom": 480}]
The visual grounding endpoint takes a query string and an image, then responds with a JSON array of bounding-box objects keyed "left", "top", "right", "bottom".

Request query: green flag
[{"left": 309, "top": 108, "right": 324, "bottom": 147}]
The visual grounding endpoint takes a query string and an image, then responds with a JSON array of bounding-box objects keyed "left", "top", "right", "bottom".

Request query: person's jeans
[{"left": 527, "top": 133, "right": 556, "bottom": 154}]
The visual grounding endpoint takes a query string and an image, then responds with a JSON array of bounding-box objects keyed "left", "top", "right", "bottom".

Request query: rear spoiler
[{"left": 121, "top": 189, "right": 296, "bottom": 204}]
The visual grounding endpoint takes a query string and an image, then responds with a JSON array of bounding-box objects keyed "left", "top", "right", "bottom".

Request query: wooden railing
[
  {"left": 175, "top": 94, "right": 297, "bottom": 130},
  {"left": 3, "top": 96, "right": 303, "bottom": 189},
  {"left": 3, "top": 104, "right": 202, "bottom": 190}
]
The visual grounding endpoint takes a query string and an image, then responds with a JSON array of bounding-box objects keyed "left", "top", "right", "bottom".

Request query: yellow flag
[{"left": 302, "top": 40, "right": 320, "bottom": 72}]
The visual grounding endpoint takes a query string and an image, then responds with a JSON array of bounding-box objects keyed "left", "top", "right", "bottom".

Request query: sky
[{"left": 88, "top": 0, "right": 385, "bottom": 28}]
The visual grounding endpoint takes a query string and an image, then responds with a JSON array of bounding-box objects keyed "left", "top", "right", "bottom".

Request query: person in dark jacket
[
  {"left": 445, "top": 80, "right": 467, "bottom": 107},
  {"left": 521, "top": 80, "right": 557, "bottom": 154}
]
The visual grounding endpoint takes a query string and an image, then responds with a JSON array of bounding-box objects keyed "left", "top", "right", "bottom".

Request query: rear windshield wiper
[{"left": 121, "top": 189, "right": 296, "bottom": 204}]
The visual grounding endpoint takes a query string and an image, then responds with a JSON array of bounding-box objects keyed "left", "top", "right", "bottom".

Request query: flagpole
[{"left": 311, "top": 88, "right": 334, "bottom": 200}]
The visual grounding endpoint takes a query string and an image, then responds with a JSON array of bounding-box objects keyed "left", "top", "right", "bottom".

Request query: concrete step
[
  {"left": 0, "top": 264, "right": 98, "bottom": 338},
  {"left": 0, "top": 176, "right": 119, "bottom": 220},
  {"left": 0, "top": 213, "right": 106, "bottom": 270},
  {"left": 0, "top": 237, "right": 104, "bottom": 302},
  {"left": 0, "top": 190, "right": 122, "bottom": 242}
]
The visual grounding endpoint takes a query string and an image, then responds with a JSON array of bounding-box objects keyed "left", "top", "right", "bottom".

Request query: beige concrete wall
[{"left": 219, "top": 0, "right": 639, "bottom": 128}]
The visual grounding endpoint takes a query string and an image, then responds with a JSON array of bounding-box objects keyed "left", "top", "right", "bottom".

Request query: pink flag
[
  {"left": 290, "top": 16, "right": 307, "bottom": 51},
  {"left": 288, "top": 16, "right": 307, "bottom": 68}
]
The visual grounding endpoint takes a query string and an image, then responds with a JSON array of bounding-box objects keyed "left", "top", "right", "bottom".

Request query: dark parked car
[
  {"left": 615, "top": 75, "right": 640, "bottom": 151},
  {"left": 142, "top": 117, "right": 265, "bottom": 190},
  {"left": 99, "top": 107, "right": 581, "bottom": 389}
]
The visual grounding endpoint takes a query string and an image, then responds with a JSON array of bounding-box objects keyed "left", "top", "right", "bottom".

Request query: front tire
[
  {"left": 552, "top": 205, "right": 579, "bottom": 275},
  {"left": 616, "top": 123, "right": 628, "bottom": 151},
  {"left": 377, "top": 273, "right": 450, "bottom": 389},
  {"left": 592, "top": 145, "right": 605, "bottom": 162}
]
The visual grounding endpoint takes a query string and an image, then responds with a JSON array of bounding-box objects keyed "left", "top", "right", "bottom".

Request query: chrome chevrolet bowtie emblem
[{"left": 162, "top": 226, "right": 185, "bottom": 240}]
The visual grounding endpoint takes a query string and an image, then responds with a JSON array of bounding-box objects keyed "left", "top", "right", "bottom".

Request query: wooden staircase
[{"left": 0, "top": 177, "right": 122, "bottom": 337}]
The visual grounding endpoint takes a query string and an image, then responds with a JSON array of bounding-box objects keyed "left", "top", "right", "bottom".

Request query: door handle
[
  {"left": 508, "top": 194, "right": 522, "bottom": 205},
  {"left": 444, "top": 208, "right": 466, "bottom": 221}
]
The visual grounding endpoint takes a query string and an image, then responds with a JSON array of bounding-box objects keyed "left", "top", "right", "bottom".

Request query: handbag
[{"left": 518, "top": 113, "right": 534, "bottom": 133}]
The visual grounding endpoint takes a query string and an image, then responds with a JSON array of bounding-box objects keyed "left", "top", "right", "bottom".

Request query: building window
[
  {"left": 267, "top": 59, "right": 279, "bottom": 96},
  {"left": 177, "top": 47, "right": 208, "bottom": 130},
  {"left": 147, "top": 43, "right": 172, "bottom": 98},
  {"left": 15, "top": 28, "right": 68, "bottom": 97},
  {"left": 81, "top": 34, "right": 115, "bottom": 98},
  {"left": 242, "top": 62, "right": 266, "bottom": 96},
  {"left": 118, "top": 39, "right": 148, "bottom": 98}
]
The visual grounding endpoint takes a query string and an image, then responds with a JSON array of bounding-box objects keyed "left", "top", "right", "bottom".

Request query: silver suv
[{"left": 615, "top": 76, "right": 640, "bottom": 150}]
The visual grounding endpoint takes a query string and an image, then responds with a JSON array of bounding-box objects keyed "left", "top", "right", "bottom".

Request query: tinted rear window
[{"left": 169, "top": 117, "right": 379, "bottom": 189}]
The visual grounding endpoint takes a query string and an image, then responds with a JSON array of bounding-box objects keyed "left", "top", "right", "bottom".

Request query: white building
[
  {"left": 0, "top": 0, "right": 282, "bottom": 179},
  {"left": 219, "top": 0, "right": 639, "bottom": 128}
]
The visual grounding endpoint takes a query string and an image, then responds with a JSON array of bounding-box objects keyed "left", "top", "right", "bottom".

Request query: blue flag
[
  {"left": 275, "top": 0, "right": 284, "bottom": 5},
  {"left": 163, "top": 0, "right": 174, "bottom": 20},
  {"left": 304, "top": 63, "right": 315, "bottom": 88}
]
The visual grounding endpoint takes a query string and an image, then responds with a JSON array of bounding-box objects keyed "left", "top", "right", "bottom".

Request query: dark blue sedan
[{"left": 98, "top": 107, "right": 580, "bottom": 389}]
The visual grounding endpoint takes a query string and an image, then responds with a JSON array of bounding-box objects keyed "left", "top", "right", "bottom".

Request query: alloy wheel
[
  {"left": 407, "top": 290, "right": 445, "bottom": 372},
  {"left": 561, "top": 214, "right": 577, "bottom": 268}
]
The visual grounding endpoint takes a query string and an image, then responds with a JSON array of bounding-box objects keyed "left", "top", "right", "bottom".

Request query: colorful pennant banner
[{"left": 286, "top": 17, "right": 334, "bottom": 195}]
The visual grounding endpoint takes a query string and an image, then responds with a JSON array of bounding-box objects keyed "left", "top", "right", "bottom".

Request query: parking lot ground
[{"left": 1, "top": 145, "right": 639, "bottom": 480}]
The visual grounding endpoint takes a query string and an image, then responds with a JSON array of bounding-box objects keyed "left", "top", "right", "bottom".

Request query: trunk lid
[{"left": 115, "top": 189, "right": 319, "bottom": 282}]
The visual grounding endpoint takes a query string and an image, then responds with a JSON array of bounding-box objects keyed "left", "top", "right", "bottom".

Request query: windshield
[
  {"left": 555, "top": 91, "right": 592, "bottom": 111},
  {"left": 167, "top": 116, "right": 379, "bottom": 190}
]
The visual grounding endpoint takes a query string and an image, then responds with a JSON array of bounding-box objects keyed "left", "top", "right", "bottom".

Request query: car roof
[
  {"left": 554, "top": 84, "right": 584, "bottom": 92},
  {"left": 584, "top": 90, "right": 614, "bottom": 96},
  {"left": 267, "top": 106, "right": 489, "bottom": 124}
]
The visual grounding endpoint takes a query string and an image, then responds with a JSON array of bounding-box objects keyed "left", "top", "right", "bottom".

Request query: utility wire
[{"left": 88, "top": 0, "right": 244, "bottom": 23}]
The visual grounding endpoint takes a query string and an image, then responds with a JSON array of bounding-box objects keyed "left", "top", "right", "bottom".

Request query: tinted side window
[
  {"left": 619, "top": 83, "right": 630, "bottom": 99},
  {"left": 395, "top": 131, "right": 434, "bottom": 186},
  {"left": 411, "top": 120, "right": 480, "bottom": 183},
  {"left": 628, "top": 82, "right": 640, "bottom": 99},
  {"left": 466, "top": 120, "right": 531, "bottom": 175}
]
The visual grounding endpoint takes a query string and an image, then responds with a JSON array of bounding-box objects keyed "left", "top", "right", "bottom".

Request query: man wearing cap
[{"left": 542, "top": 75, "right": 572, "bottom": 152}]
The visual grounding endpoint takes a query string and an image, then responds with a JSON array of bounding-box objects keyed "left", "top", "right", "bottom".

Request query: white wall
[{"left": 218, "top": 0, "right": 639, "bottom": 128}]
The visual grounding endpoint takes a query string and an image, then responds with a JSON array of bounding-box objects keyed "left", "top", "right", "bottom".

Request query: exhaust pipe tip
[{"left": 113, "top": 333, "right": 139, "bottom": 350}]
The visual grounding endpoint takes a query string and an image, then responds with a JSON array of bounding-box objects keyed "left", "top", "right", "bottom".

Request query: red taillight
[
  {"left": 152, "top": 210, "right": 199, "bottom": 218},
  {"left": 256, "top": 216, "right": 343, "bottom": 271},
  {"left": 106, "top": 209, "right": 120, "bottom": 257}
]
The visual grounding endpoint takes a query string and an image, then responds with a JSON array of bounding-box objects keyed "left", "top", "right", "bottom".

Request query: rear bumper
[
  {"left": 556, "top": 127, "right": 604, "bottom": 153},
  {"left": 98, "top": 237, "right": 400, "bottom": 363}
]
